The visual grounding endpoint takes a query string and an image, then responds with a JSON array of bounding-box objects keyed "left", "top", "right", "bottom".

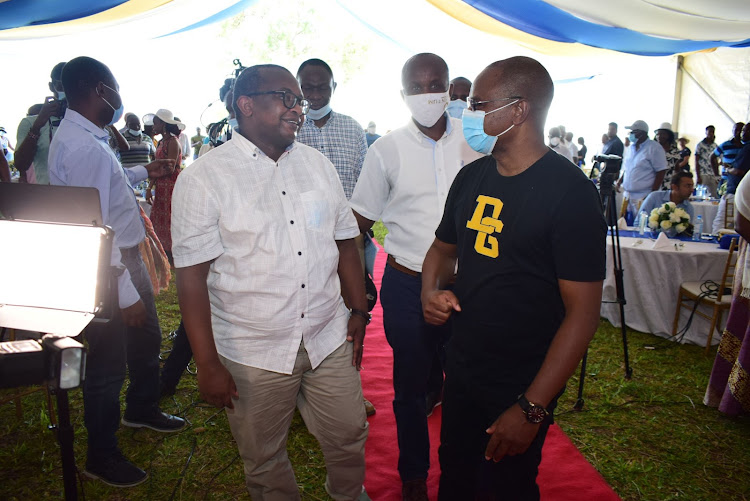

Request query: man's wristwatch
[
  {"left": 350, "top": 308, "right": 371, "bottom": 325},
  {"left": 517, "top": 394, "right": 549, "bottom": 424}
]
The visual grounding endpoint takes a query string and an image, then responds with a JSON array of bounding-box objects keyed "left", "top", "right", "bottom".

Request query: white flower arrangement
[{"left": 648, "top": 202, "right": 690, "bottom": 235}]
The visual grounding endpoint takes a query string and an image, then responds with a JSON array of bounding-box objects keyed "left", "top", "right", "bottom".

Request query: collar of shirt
[
  {"left": 406, "top": 112, "right": 453, "bottom": 143},
  {"left": 64, "top": 109, "right": 110, "bottom": 143},
  {"left": 231, "top": 129, "right": 296, "bottom": 161}
]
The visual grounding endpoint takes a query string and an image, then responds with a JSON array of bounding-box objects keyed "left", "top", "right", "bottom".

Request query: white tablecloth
[
  {"left": 601, "top": 236, "right": 730, "bottom": 346},
  {"left": 691, "top": 200, "right": 720, "bottom": 234}
]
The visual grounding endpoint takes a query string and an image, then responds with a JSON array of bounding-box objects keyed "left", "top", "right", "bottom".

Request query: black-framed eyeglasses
[
  {"left": 467, "top": 96, "right": 522, "bottom": 112},
  {"left": 243, "top": 90, "right": 310, "bottom": 114}
]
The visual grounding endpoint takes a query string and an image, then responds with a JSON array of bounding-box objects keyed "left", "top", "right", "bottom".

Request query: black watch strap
[
  {"left": 517, "top": 394, "right": 550, "bottom": 424},
  {"left": 350, "top": 308, "right": 371, "bottom": 325}
]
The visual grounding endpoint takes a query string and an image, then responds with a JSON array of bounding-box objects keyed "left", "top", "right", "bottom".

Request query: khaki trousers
[{"left": 220, "top": 340, "right": 368, "bottom": 501}]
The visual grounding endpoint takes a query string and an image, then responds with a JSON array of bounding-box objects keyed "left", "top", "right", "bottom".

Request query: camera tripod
[{"left": 574, "top": 164, "right": 633, "bottom": 411}]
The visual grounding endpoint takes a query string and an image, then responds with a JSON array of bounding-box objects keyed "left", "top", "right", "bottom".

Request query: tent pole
[{"left": 672, "top": 55, "right": 684, "bottom": 133}]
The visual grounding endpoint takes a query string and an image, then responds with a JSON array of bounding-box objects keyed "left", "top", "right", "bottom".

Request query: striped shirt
[
  {"left": 714, "top": 139, "right": 743, "bottom": 167},
  {"left": 119, "top": 130, "right": 155, "bottom": 169},
  {"left": 296, "top": 110, "right": 367, "bottom": 200}
]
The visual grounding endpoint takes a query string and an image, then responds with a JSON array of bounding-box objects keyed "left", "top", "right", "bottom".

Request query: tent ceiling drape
[{"left": 2, "top": 0, "right": 749, "bottom": 57}]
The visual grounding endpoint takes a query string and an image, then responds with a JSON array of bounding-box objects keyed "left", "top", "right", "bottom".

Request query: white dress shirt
[
  {"left": 171, "top": 132, "right": 360, "bottom": 374},
  {"left": 49, "top": 109, "right": 148, "bottom": 309},
  {"left": 350, "top": 115, "right": 483, "bottom": 272}
]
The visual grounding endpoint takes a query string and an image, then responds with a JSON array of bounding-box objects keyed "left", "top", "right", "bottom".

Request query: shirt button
[
  {"left": 282, "top": 191, "right": 286, "bottom": 195},
  {"left": 301, "top": 284, "right": 305, "bottom": 288},
  {"left": 301, "top": 313, "right": 305, "bottom": 318},
  {"left": 298, "top": 251, "right": 302, "bottom": 256},
  {"left": 290, "top": 220, "right": 294, "bottom": 224}
]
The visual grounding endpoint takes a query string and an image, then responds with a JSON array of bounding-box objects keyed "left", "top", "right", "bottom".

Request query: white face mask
[
  {"left": 550, "top": 137, "right": 561, "bottom": 147},
  {"left": 306, "top": 102, "right": 332, "bottom": 121},
  {"left": 403, "top": 91, "right": 449, "bottom": 128},
  {"left": 367, "top": 126, "right": 376, "bottom": 135},
  {"left": 128, "top": 128, "right": 142, "bottom": 136}
]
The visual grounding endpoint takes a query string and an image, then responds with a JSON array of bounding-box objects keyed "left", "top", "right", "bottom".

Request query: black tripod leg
[
  {"left": 54, "top": 388, "right": 78, "bottom": 501},
  {"left": 574, "top": 349, "right": 588, "bottom": 410}
]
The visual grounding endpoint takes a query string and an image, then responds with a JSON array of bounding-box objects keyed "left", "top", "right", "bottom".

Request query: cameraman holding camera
[{"left": 14, "top": 62, "right": 67, "bottom": 184}]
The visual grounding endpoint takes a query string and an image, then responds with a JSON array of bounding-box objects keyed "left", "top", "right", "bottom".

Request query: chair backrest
[
  {"left": 724, "top": 198, "right": 735, "bottom": 229},
  {"left": 620, "top": 197, "right": 629, "bottom": 218},
  {"left": 716, "top": 238, "right": 739, "bottom": 302}
]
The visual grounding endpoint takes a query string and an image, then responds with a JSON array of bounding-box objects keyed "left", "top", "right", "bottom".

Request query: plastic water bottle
[
  {"left": 638, "top": 211, "right": 648, "bottom": 235},
  {"left": 693, "top": 215, "right": 703, "bottom": 241}
]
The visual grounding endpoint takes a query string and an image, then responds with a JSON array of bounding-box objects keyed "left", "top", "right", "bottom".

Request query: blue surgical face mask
[
  {"left": 446, "top": 99, "right": 466, "bottom": 119},
  {"left": 461, "top": 100, "right": 518, "bottom": 155},
  {"left": 628, "top": 132, "right": 638, "bottom": 144},
  {"left": 228, "top": 117, "right": 238, "bottom": 129},
  {"left": 99, "top": 83, "right": 124, "bottom": 126}
]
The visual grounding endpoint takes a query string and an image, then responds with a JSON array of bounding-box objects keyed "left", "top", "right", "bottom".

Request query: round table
[{"left": 601, "top": 235, "right": 729, "bottom": 346}]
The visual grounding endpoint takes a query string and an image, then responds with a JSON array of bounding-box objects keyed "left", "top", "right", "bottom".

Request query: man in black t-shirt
[{"left": 421, "top": 57, "right": 606, "bottom": 500}]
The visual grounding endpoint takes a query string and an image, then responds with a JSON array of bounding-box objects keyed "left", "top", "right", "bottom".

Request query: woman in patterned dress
[
  {"left": 146, "top": 109, "right": 183, "bottom": 264},
  {"left": 655, "top": 122, "right": 682, "bottom": 191}
]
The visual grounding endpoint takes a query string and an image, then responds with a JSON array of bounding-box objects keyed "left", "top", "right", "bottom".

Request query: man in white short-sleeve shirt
[
  {"left": 349, "top": 52, "right": 483, "bottom": 498},
  {"left": 171, "top": 64, "right": 369, "bottom": 500}
]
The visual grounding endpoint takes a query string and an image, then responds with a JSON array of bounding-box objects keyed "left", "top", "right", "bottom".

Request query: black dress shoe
[
  {"left": 122, "top": 411, "right": 186, "bottom": 432},
  {"left": 84, "top": 451, "right": 147, "bottom": 487}
]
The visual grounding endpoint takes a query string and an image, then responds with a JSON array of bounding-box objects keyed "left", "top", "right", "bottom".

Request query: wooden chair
[
  {"left": 620, "top": 197, "right": 630, "bottom": 218},
  {"left": 671, "top": 239, "right": 738, "bottom": 353},
  {"left": 0, "top": 329, "right": 57, "bottom": 426},
  {"left": 724, "top": 197, "right": 735, "bottom": 229}
]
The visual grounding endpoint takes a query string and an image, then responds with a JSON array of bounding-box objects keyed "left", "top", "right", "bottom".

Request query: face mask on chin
[
  {"left": 128, "top": 128, "right": 142, "bottom": 136},
  {"left": 306, "top": 102, "right": 332, "bottom": 121},
  {"left": 403, "top": 91, "right": 449, "bottom": 128}
]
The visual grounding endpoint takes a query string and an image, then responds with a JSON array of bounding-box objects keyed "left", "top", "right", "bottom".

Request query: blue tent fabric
[
  {"left": 0, "top": 0, "right": 127, "bottom": 30},
  {"left": 462, "top": 0, "right": 750, "bottom": 56}
]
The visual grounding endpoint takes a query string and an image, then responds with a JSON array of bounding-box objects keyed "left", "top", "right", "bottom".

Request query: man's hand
[
  {"left": 121, "top": 299, "right": 147, "bottom": 328},
  {"left": 346, "top": 315, "right": 366, "bottom": 370},
  {"left": 197, "top": 361, "right": 239, "bottom": 409},
  {"left": 422, "top": 290, "right": 461, "bottom": 326},
  {"left": 145, "top": 189, "right": 152, "bottom": 205},
  {"left": 484, "top": 404, "right": 541, "bottom": 462},
  {"left": 145, "top": 158, "right": 175, "bottom": 178},
  {"left": 33, "top": 99, "right": 62, "bottom": 130}
]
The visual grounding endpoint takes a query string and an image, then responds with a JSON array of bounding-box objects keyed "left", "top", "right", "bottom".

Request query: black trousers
[{"left": 438, "top": 372, "right": 552, "bottom": 501}]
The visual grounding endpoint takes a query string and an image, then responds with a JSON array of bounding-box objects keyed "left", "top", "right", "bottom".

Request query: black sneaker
[
  {"left": 84, "top": 452, "right": 148, "bottom": 487},
  {"left": 122, "top": 411, "right": 186, "bottom": 432}
]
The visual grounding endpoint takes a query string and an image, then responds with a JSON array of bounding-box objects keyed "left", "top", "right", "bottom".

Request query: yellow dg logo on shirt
[{"left": 466, "top": 195, "right": 504, "bottom": 258}]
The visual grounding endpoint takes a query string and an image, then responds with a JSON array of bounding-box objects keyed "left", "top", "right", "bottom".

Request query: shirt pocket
[{"left": 300, "top": 190, "right": 331, "bottom": 232}]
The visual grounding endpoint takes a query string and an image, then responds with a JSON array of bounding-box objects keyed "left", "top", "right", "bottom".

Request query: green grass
[{"left": 1, "top": 224, "right": 748, "bottom": 499}]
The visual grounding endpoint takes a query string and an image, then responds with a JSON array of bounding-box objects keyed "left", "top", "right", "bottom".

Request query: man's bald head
[
  {"left": 401, "top": 53, "right": 449, "bottom": 93},
  {"left": 479, "top": 57, "right": 553, "bottom": 125}
]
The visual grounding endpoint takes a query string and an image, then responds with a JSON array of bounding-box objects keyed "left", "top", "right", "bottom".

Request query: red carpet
[{"left": 360, "top": 244, "right": 620, "bottom": 500}]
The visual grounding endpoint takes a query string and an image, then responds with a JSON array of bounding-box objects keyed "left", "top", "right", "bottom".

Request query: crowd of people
[{"left": 1, "top": 49, "right": 747, "bottom": 501}]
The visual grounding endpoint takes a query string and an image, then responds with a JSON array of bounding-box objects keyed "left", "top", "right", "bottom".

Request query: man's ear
[
  {"left": 448, "top": 82, "right": 454, "bottom": 98},
  {"left": 236, "top": 95, "right": 253, "bottom": 117},
  {"left": 332, "top": 80, "right": 337, "bottom": 94},
  {"left": 512, "top": 100, "right": 531, "bottom": 125}
]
